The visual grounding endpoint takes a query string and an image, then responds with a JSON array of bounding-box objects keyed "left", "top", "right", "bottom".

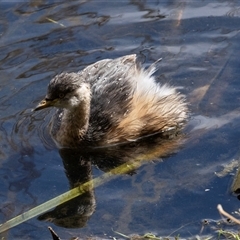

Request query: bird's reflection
[
  {"left": 38, "top": 152, "right": 95, "bottom": 228},
  {"left": 38, "top": 130, "right": 185, "bottom": 228}
]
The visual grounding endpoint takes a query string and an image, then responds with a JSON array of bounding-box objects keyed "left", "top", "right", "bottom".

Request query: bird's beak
[{"left": 34, "top": 99, "right": 56, "bottom": 111}]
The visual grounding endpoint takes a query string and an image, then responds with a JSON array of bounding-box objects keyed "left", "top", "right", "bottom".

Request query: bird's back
[{"left": 77, "top": 54, "right": 187, "bottom": 145}]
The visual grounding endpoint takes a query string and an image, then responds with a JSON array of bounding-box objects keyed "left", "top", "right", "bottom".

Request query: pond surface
[{"left": 1, "top": 1, "right": 240, "bottom": 239}]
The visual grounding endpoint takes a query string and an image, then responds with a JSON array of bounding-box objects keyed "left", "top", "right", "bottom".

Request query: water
[{"left": 1, "top": 1, "right": 240, "bottom": 239}]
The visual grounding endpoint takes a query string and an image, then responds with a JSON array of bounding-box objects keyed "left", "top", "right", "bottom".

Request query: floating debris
[{"left": 46, "top": 17, "right": 65, "bottom": 27}]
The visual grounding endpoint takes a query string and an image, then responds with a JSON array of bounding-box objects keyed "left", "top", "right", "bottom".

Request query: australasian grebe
[{"left": 34, "top": 54, "right": 188, "bottom": 148}]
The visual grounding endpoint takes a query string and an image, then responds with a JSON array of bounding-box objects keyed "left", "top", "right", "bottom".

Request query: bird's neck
[{"left": 57, "top": 95, "right": 91, "bottom": 148}]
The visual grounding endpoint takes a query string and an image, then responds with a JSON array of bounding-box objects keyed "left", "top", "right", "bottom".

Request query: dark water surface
[{"left": 1, "top": 1, "right": 240, "bottom": 239}]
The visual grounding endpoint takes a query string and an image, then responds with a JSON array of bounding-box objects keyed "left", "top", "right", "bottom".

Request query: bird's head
[{"left": 34, "top": 72, "right": 90, "bottom": 111}]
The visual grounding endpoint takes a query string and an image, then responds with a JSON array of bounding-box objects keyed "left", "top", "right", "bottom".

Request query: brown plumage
[{"left": 34, "top": 54, "right": 188, "bottom": 148}]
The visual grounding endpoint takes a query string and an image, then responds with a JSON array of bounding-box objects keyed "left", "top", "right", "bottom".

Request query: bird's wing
[{"left": 78, "top": 55, "right": 138, "bottom": 142}]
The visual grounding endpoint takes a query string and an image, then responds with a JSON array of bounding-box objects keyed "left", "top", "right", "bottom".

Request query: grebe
[{"left": 34, "top": 54, "right": 188, "bottom": 148}]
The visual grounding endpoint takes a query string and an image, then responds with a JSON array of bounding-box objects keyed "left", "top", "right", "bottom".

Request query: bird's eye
[{"left": 59, "top": 93, "right": 65, "bottom": 99}]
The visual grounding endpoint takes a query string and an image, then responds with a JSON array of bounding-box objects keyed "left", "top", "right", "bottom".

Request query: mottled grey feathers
[{"left": 76, "top": 56, "right": 135, "bottom": 142}]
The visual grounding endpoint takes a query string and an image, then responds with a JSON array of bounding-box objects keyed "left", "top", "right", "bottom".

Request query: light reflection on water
[{"left": 1, "top": 0, "right": 240, "bottom": 239}]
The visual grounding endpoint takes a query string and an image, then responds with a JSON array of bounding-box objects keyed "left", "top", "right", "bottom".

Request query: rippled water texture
[{"left": 1, "top": 1, "right": 240, "bottom": 239}]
